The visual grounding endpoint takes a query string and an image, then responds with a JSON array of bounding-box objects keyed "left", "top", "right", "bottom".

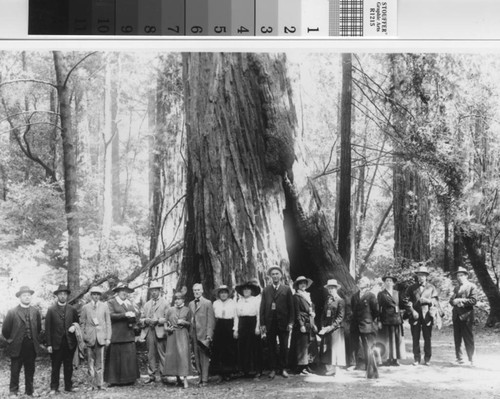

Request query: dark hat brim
[
  {"left": 382, "top": 276, "right": 397, "bottom": 282},
  {"left": 113, "top": 286, "right": 134, "bottom": 293},
  {"left": 53, "top": 289, "right": 71, "bottom": 295},
  {"left": 235, "top": 283, "right": 261, "bottom": 297}
]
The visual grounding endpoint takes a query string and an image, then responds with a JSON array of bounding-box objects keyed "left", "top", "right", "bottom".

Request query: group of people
[{"left": 1, "top": 264, "right": 478, "bottom": 396}]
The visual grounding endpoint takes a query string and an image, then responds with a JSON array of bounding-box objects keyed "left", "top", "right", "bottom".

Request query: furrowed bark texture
[{"left": 180, "top": 53, "right": 295, "bottom": 295}]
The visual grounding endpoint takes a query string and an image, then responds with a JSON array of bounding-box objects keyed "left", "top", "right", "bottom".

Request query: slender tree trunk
[
  {"left": 101, "top": 57, "right": 113, "bottom": 241},
  {"left": 53, "top": 51, "right": 81, "bottom": 293},
  {"left": 111, "top": 55, "right": 121, "bottom": 224},
  {"left": 453, "top": 223, "right": 464, "bottom": 272},
  {"left": 338, "top": 53, "right": 352, "bottom": 266}
]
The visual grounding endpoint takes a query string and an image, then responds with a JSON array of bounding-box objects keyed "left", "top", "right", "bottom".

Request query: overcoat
[
  {"left": 351, "top": 291, "right": 379, "bottom": 334},
  {"left": 1, "top": 305, "right": 42, "bottom": 357},
  {"left": 377, "top": 289, "right": 402, "bottom": 325},
  {"left": 107, "top": 298, "right": 139, "bottom": 343},
  {"left": 45, "top": 303, "right": 79, "bottom": 350},
  {"left": 450, "top": 282, "right": 478, "bottom": 322}
]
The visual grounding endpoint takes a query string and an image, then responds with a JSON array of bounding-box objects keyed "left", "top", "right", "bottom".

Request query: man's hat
[
  {"left": 112, "top": 282, "right": 134, "bottom": 293},
  {"left": 382, "top": 275, "right": 397, "bottom": 282},
  {"left": 451, "top": 266, "right": 470, "bottom": 277},
  {"left": 293, "top": 276, "right": 313, "bottom": 290},
  {"left": 213, "top": 284, "right": 232, "bottom": 297},
  {"left": 53, "top": 284, "right": 71, "bottom": 295},
  {"left": 235, "top": 281, "right": 261, "bottom": 297},
  {"left": 89, "top": 286, "right": 104, "bottom": 295},
  {"left": 16, "top": 286, "right": 34, "bottom": 298},
  {"left": 415, "top": 266, "right": 430, "bottom": 276},
  {"left": 324, "top": 279, "right": 341, "bottom": 288},
  {"left": 148, "top": 282, "right": 163, "bottom": 291},
  {"left": 267, "top": 266, "right": 283, "bottom": 275}
]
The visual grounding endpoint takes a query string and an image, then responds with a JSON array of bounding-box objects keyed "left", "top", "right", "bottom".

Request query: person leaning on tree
[
  {"left": 139, "top": 282, "right": 169, "bottom": 384},
  {"left": 449, "top": 266, "right": 478, "bottom": 366},
  {"left": 259, "top": 265, "right": 294, "bottom": 379},
  {"left": 2, "top": 286, "right": 42, "bottom": 397},
  {"left": 79, "top": 286, "right": 111, "bottom": 390},
  {"left": 45, "top": 284, "right": 80, "bottom": 395},
  {"left": 403, "top": 265, "right": 439, "bottom": 366}
]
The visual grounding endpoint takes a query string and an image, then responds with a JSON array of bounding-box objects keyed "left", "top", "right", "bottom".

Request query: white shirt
[
  {"left": 213, "top": 298, "right": 236, "bottom": 319},
  {"left": 234, "top": 296, "right": 261, "bottom": 332}
]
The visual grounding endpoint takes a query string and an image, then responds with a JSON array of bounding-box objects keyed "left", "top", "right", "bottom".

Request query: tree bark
[
  {"left": 111, "top": 55, "right": 121, "bottom": 224},
  {"left": 338, "top": 53, "right": 353, "bottom": 266},
  {"left": 53, "top": 51, "right": 81, "bottom": 293}
]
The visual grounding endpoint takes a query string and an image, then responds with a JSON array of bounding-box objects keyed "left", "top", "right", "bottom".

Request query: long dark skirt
[
  {"left": 237, "top": 316, "right": 261, "bottom": 375},
  {"left": 211, "top": 318, "right": 237, "bottom": 375},
  {"left": 290, "top": 327, "right": 311, "bottom": 367},
  {"left": 379, "top": 324, "right": 404, "bottom": 360},
  {"left": 104, "top": 342, "right": 140, "bottom": 385}
]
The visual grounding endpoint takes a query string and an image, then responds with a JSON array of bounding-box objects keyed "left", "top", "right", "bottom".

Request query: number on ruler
[
  {"left": 260, "top": 26, "right": 273, "bottom": 34},
  {"left": 121, "top": 26, "right": 133, "bottom": 33},
  {"left": 307, "top": 27, "right": 320, "bottom": 33},
  {"left": 191, "top": 26, "right": 203, "bottom": 34},
  {"left": 144, "top": 26, "right": 157, "bottom": 34},
  {"left": 97, "top": 18, "right": 110, "bottom": 34},
  {"left": 284, "top": 26, "right": 296, "bottom": 34},
  {"left": 168, "top": 26, "right": 180, "bottom": 34},
  {"left": 237, "top": 26, "right": 249, "bottom": 34},
  {"left": 214, "top": 26, "right": 227, "bottom": 34}
]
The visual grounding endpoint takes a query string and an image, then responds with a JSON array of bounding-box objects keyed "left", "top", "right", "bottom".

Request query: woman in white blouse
[
  {"left": 234, "top": 281, "right": 262, "bottom": 379},
  {"left": 211, "top": 285, "right": 238, "bottom": 380}
]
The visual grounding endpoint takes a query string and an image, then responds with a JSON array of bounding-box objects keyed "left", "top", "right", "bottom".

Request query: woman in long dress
[
  {"left": 105, "top": 283, "right": 140, "bottom": 386},
  {"left": 234, "top": 281, "right": 261, "bottom": 379},
  {"left": 319, "top": 279, "right": 346, "bottom": 376},
  {"left": 377, "top": 275, "right": 403, "bottom": 366},
  {"left": 163, "top": 292, "right": 192, "bottom": 388},
  {"left": 211, "top": 285, "right": 237, "bottom": 380},
  {"left": 291, "top": 276, "right": 316, "bottom": 375}
]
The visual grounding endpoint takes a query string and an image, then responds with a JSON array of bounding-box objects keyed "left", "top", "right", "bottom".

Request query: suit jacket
[
  {"left": 188, "top": 296, "right": 215, "bottom": 343},
  {"left": 321, "top": 295, "right": 345, "bottom": 332},
  {"left": 260, "top": 283, "right": 294, "bottom": 331},
  {"left": 1, "top": 305, "right": 42, "bottom": 357},
  {"left": 351, "top": 290, "right": 379, "bottom": 334},
  {"left": 108, "top": 298, "right": 139, "bottom": 343},
  {"left": 450, "top": 281, "right": 477, "bottom": 323},
  {"left": 403, "top": 282, "right": 438, "bottom": 324},
  {"left": 45, "top": 303, "right": 79, "bottom": 350},
  {"left": 139, "top": 297, "right": 169, "bottom": 340},
  {"left": 80, "top": 300, "right": 112, "bottom": 347},
  {"left": 377, "top": 289, "right": 402, "bottom": 325}
]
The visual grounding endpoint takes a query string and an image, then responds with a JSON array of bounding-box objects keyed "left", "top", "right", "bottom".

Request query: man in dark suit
[
  {"left": 2, "top": 286, "right": 42, "bottom": 397},
  {"left": 260, "top": 265, "right": 294, "bottom": 379},
  {"left": 351, "top": 277, "right": 379, "bottom": 378},
  {"left": 45, "top": 284, "right": 79, "bottom": 394},
  {"left": 189, "top": 283, "right": 215, "bottom": 387},
  {"left": 403, "top": 265, "right": 439, "bottom": 366},
  {"left": 449, "top": 267, "right": 478, "bottom": 366}
]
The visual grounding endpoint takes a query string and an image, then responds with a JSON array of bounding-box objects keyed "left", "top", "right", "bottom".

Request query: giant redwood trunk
[
  {"left": 179, "top": 53, "right": 295, "bottom": 294},
  {"left": 53, "top": 51, "right": 81, "bottom": 293}
]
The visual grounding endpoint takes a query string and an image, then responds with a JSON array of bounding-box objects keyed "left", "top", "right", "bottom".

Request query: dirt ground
[{"left": 1, "top": 325, "right": 500, "bottom": 399}]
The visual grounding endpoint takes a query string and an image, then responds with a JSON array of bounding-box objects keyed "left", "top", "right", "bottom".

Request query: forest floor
[{"left": 1, "top": 325, "right": 500, "bottom": 399}]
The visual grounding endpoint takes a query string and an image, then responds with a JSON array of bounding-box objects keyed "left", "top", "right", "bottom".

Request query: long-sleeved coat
[
  {"left": 403, "top": 282, "right": 438, "bottom": 324},
  {"left": 351, "top": 291, "right": 379, "bottom": 334},
  {"left": 449, "top": 282, "right": 478, "bottom": 322},
  {"left": 2, "top": 305, "right": 42, "bottom": 357},
  {"left": 80, "top": 300, "right": 112, "bottom": 347},
  {"left": 260, "top": 284, "right": 294, "bottom": 332},
  {"left": 107, "top": 298, "right": 139, "bottom": 343},
  {"left": 45, "top": 303, "right": 79, "bottom": 350},
  {"left": 377, "top": 289, "right": 402, "bottom": 326},
  {"left": 139, "top": 297, "right": 169, "bottom": 340},
  {"left": 188, "top": 296, "right": 215, "bottom": 344}
]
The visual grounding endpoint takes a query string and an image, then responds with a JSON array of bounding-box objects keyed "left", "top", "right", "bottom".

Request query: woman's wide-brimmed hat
[
  {"left": 267, "top": 266, "right": 283, "bottom": 275},
  {"left": 112, "top": 282, "right": 134, "bottom": 293},
  {"left": 382, "top": 275, "right": 397, "bottom": 282},
  {"left": 451, "top": 266, "right": 470, "bottom": 277},
  {"left": 293, "top": 276, "right": 313, "bottom": 290},
  {"left": 236, "top": 281, "right": 261, "bottom": 297},
  {"left": 415, "top": 266, "right": 430, "bottom": 276},
  {"left": 16, "top": 286, "right": 35, "bottom": 297},
  {"left": 53, "top": 284, "right": 71, "bottom": 296},
  {"left": 213, "top": 284, "right": 233, "bottom": 297},
  {"left": 89, "top": 286, "right": 104, "bottom": 295},
  {"left": 324, "top": 279, "right": 340, "bottom": 288}
]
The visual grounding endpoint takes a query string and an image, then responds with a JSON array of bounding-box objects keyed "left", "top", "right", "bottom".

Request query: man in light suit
[
  {"left": 403, "top": 265, "right": 439, "bottom": 366},
  {"left": 45, "top": 284, "right": 79, "bottom": 394},
  {"left": 449, "top": 267, "right": 478, "bottom": 366},
  {"left": 80, "top": 286, "right": 111, "bottom": 390},
  {"left": 260, "top": 265, "right": 294, "bottom": 379},
  {"left": 189, "top": 283, "right": 215, "bottom": 387},
  {"left": 139, "top": 282, "right": 169, "bottom": 383},
  {"left": 2, "top": 286, "right": 42, "bottom": 397}
]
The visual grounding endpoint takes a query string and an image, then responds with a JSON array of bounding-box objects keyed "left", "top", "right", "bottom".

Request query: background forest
[{"left": 1, "top": 51, "right": 500, "bottom": 327}]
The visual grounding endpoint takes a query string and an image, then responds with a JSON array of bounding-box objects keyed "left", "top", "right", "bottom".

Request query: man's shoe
[
  {"left": 455, "top": 359, "right": 465, "bottom": 365},
  {"left": 268, "top": 370, "right": 276, "bottom": 379},
  {"left": 281, "top": 370, "right": 289, "bottom": 378},
  {"left": 412, "top": 360, "right": 420, "bottom": 366},
  {"left": 423, "top": 361, "right": 431, "bottom": 366},
  {"left": 346, "top": 365, "right": 356, "bottom": 371},
  {"left": 145, "top": 377, "right": 156, "bottom": 384}
]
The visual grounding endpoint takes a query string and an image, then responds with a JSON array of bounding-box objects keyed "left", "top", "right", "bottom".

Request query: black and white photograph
[{"left": 0, "top": 50, "right": 500, "bottom": 398}]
